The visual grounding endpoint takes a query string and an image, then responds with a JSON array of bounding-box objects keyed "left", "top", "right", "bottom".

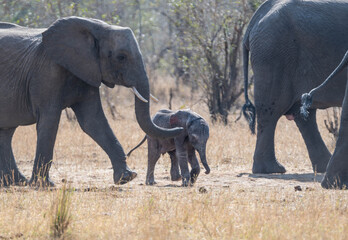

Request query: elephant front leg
[
  {"left": 322, "top": 95, "right": 348, "bottom": 189},
  {"left": 295, "top": 109, "right": 331, "bottom": 173},
  {"left": 175, "top": 141, "right": 191, "bottom": 186},
  {"left": 72, "top": 95, "right": 136, "bottom": 185},
  {"left": 0, "top": 128, "right": 27, "bottom": 186},
  {"left": 30, "top": 113, "right": 61, "bottom": 187},
  {"left": 321, "top": 122, "right": 348, "bottom": 189},
  {"left": 253, "top": 116, "right": 286, "bottom": 174},
  {"left": 188, "top": 146, "right": 200, "bottom": 184},
  {"left": 168, "top": 150, "right": 181, "bottom": 181}
]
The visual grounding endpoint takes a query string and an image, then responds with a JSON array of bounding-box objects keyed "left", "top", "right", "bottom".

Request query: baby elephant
[{"left": 127, "top": 109, "right": 210, "bottom": 186}]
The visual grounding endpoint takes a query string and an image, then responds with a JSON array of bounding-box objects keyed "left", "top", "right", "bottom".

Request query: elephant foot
[
  {"left": 321, "top": 173, "right": 348, "bottom": 189},
  {"left": 190, "top": 168, "right": 200, "bottom": 184},
  {"left": 114, "top": 167, "right": 137, "bottom": 185},
  {"left": 252, "top": 159, "right": 286, "bottom": 174},
  {"left": 312, "top": 161, "right": 329, "bottom": 174},
  {"left": 308, "top": 148, "right": 331, "bottom": 173},
  {"left": 171, "top": 175, "right": 182, "bottom": 181},
  {"left": 0, "top": 170, "right": 28, "bottom": 187},
  {"left": 181, "top": 176, "right": 192, "bottom": 187},
  {"left": 145, "top": 179, "right": 157, "bottom": 185},
  {"left": 311, "top": 155, "right": 330, "bottom": 173},
  {"left": 170, "top": 171, "right": 182, "bottom": 181},
  {"left": 29, "top": 175, "right": 55, "bottom": 188}
]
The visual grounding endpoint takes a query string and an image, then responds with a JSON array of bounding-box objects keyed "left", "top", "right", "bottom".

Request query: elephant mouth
[{"left": 102, "top": 80, "right": 115, "bottom": 88}]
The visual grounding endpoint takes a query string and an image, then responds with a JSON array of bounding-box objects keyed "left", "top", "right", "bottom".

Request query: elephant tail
[
  {"left": 301, "top": 50, "right": 348, "bottom": 120},
  {"left": 126, "top": 136, "right": 147, "bottom": 157},
  {"left": 242, "top": 44, "right": 256, "bottom": 134}
]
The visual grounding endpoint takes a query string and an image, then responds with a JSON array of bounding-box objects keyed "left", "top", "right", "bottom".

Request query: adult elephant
[
  {"left": 242, "top": 0, "right": 348, "bottom": 174},
  {"left": 0, "top": 17, "right": 182, "bottom": 187},
  {"left": 301, "top": 51, "right": 348, "bottom": 189}
]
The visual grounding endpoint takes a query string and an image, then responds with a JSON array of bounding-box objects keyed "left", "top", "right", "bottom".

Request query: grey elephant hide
[{"left": 242, "top": 0, "right": 348, "bottom": 175}]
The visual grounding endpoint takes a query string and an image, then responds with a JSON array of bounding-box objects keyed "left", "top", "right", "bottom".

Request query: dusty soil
[{"left": 1, "top": 94, "right": 347, "bottom": 239}]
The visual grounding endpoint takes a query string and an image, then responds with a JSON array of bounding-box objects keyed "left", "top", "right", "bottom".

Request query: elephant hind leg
[
  {"left": 146, "top": 138, "right": 161, "bottom": 185},
  {"left": 294, "top": 109, "right": 331, "bottom": 173},
  {"left": 0, "top": 128, "right": 27, "bottom": 186},
  {"left": 253, "top": 116, "right": 286, "bottom": 174},
  {"left": 252, "top": 62, "right": 288, "bottom": 174}
]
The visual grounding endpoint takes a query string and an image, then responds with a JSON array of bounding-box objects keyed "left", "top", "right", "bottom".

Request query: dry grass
[
  {"left": 50, "top": 183, "right": 73, "bottom": 238},
  {"left": 0, "top": 83, "right": 347, "bottom": 239}
]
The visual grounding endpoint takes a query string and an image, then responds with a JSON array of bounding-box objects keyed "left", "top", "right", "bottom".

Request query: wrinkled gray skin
[
  {"left": 127, "top": 109, "right": 210, "bottom": 186},
  {"left": 0, "top": 17, "right": 183, "bottom": 187},
  {"left": 301, "top": 51, "right": 348, "bottom": 189},
  {"left": 243, "top": 0, "right": 348, "bottom": 174}
]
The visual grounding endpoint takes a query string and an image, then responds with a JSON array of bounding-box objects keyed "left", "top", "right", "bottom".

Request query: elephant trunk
[
  {"left": 301, "top": 50, "right": 348, "bottom": 120},
  {"left": 198, "top": 148, "right": 210, "bottom": 174},
  {"left": 134, "top": 75, "right": 183, "bottom": 139}
]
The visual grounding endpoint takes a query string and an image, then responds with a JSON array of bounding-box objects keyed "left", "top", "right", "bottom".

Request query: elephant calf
[
  {"left": 127, "top": 109, "right": 210, "bottom": 186},
  {"left": 301, "top": 50, "right": 348, "bottom": 189}
]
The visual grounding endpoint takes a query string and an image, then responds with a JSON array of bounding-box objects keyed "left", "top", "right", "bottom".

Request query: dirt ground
[
  {"left": 0, "top": 90, "right": 347, "bottom": 239},
  {"left": 11, "top": 105, "right": 325, "bottom": 192}
]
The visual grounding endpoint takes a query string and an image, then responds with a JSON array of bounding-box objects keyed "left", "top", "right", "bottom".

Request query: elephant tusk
[
  {"left": 131, "top": 87, "right": 148, "bottom": 103},
  {"left": 150, "top": 94, "right": 159, "bottom": 103}
]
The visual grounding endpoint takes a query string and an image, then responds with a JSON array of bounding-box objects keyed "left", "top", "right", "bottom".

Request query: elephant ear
[
  {"left": 170, "top": 115, "right": 180, "bottom": 127},
  {"left": 42, "top": 17, "right": 104, "bottom": 87},
  {"left": 190, "top": 133, "right": 199, "bottom": 142}
]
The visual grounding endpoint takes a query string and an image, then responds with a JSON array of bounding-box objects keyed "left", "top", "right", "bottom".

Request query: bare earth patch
[{"left": 0, "top": 94, "right": 347, "bottom": 239}]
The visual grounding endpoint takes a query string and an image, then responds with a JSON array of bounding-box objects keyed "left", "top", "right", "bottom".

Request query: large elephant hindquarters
[{"left": 243, "top": 0, "right": 348, "bottom": 174}]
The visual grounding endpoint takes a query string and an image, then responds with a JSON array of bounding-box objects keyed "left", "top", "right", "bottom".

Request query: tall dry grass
[{"left": 0, "top": 81, "right": 347, "bottom": 239}]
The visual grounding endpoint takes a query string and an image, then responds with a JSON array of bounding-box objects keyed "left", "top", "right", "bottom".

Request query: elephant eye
[{"left": 117, "top": 54, "right": 127, "bottom": 62}]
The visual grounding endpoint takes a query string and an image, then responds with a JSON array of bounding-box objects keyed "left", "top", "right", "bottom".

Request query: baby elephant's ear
[
  {"left": 170, "top": 115, "right": 180, "bottom": 127},
  {"left": 190, "top": 134, "right": 199, "bottom": 142},
  {"left": 42, "top": 17, "right": 103, "bottom": 87}
]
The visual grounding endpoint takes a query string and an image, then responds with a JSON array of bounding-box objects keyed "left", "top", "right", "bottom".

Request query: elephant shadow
[{"left": 244, "top": 173, "right": 324, "bottom": 183}]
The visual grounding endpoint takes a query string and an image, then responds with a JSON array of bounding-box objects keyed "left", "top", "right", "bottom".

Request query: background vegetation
[{"left": 0, "top": 0, "right": 263, "bottom": 123}]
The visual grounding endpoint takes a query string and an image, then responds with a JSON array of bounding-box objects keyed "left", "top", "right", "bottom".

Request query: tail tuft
[
  {"left": 300, "top": 93, "right": 312, "bottom": 120},
  {"left": 242, "top": 100, "right": 256, "bottom": 134}
]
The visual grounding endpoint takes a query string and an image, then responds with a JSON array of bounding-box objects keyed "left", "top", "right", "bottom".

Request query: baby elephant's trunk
[{"left": 198, "top": 149, "right": 210, "bottom": 174}]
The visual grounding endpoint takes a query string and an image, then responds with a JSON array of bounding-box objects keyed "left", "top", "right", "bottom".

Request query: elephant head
[
  {"left": 42, "top": 17, "right": 182, "bottom": 138},
  {"left": 170, "top": 110, "right": 210, "bottom": 174},
  {"left": 187, "top": 117, "right": 210, "bottom": 174}
]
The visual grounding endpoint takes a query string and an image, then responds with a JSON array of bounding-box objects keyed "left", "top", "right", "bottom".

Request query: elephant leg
[
  {"left": 30, "top": 113, "right": 61, "bottom": 187},
  {"left": 72, "top": 93, "right": 136, "bottom": 185},
  {"left": 145, "top": 138, "right": 161, "bottom": 185},
  {"left": 251, "top": 51, "right": 291, "bottom": 174},
  {"left": 295, "top": 109, "right": 331, "bottom": 173},
  {"left": 175, "top": 143, "right": 190, "bottom": 187},
  {"left": 188, "top": 146, "right": 200, "bottom": 184},
  {"left": 0, "top": 128, "right": 27, "bottom": 186},
  {"left": 253, "top": 116, "right": 286, "bottom": 174},
  {"left": 168, "top": 150, "right": 181, "bottom": 181},
  {"left": 322, "top": 95, "right": 348, "bottom": 189}
]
